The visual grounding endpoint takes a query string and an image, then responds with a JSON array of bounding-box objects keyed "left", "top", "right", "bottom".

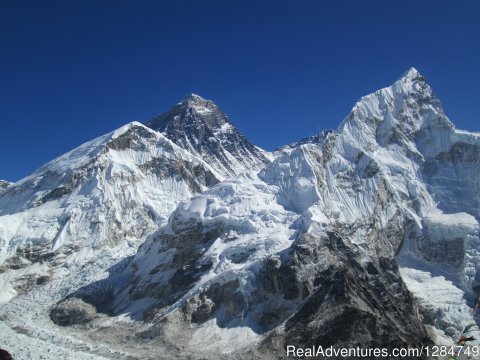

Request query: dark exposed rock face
[
  {"left": 0, "top": 349, "right": 13, "bottom": 360},
  {"left": 258, "top": 233, "right": 432, "bottom": 358},
  {"left": 145, "top": 94, "right": 270, "bottom": 177},
  {"left": 435, "top": 142, "right": 480, "bottom": 164},
  {"left": 139, "top": 156, "right": 220, "bottom": 193},
  {"left": 282, "top": 261, "right": 429, "bottom": 351},
  {"left": 50, "top": 298, "right": 97, "bottom": 326}
]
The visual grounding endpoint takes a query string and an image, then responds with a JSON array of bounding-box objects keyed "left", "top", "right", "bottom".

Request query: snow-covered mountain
[
  {"left": 2, "top": 69, "right": 480, "bottom": 359},
  {"left": 145, "top": 94, "right": 270, "bottom": 177},
  {"left": 0, "top": 95, "right": 270, "bottom": 359},
  {"left": 0, "top": 121, "right": 222, "bottom": 305},
  {"left": 38, "top": 68, "right": 479, "bottom": 358},
  {"left": 0, "top": 92, "right": 269, "bottom": 307},
  {"left": 0, "top": 180, "right": 11, "bottom": 196}
]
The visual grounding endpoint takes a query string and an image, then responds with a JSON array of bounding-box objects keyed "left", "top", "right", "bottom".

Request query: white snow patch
[{"left": 190, "top": 318, "right": 261, "bottom": 353}]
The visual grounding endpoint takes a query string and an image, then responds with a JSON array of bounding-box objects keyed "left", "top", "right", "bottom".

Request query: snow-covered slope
[
  {"left": 0, "top": 121, "right": 221, "bottom": 305},
  {"left": 313, "top": 67, "right": 480, "bottom": 344},
  {"left": 145, "top": 94, "right": 270, "bottom": 177}
]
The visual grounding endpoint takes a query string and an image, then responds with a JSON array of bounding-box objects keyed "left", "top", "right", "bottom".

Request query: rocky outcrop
[
  {"left": 0, "top": 348, "right": 13, "bottom": 360},
  {"left": 50, "top": 298, "right": 97, "bottom": 326},
  {"left": 262, "top": 233, "right": 432, "bottom": 357},
  {"left": 0, "top": 180, "right": 10, "bottom": 196}
]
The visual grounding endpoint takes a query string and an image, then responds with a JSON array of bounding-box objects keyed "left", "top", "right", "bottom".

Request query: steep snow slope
[
  {"left": 145, "top": 94, "right": 270, "bottom": 177},
  {"left": 325, "top": 67, "right": 480, "bottom": 343},
  {"left": 0, "top": 121, "right": 221, "bottom": 305}
]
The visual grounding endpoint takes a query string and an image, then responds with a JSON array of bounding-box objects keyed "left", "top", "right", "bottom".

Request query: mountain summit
[
  {"left": 145, "top": 94, "right": 270, "bottom": 178},
  {"left": 400, "top": 66, "right": 421, "bottom": 80}
]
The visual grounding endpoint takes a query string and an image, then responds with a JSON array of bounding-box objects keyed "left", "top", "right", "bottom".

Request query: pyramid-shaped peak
[
  {"left": 337, "top": 66, "right": 451, "bottom": 150},
  {"left": 185, "top": 93, "right": 205, "bottom": 101},
  {"left": 399, "top": 67, "right": 423, "bottom": 81},
  {"left": 181, "top": 93, "right": 214, "bottom": 107},
  {"left": 144, "top": 93, "right": 269, "bottom": 177}
]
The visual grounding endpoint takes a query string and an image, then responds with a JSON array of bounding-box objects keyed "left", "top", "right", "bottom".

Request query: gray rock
[{"left": 50, "top": 298, "right": 97, "bottom": 326}]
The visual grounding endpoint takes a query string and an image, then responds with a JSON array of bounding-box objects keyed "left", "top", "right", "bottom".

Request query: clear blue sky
[{"left": 1, "top": 0, "right": 479, "bottom": 181}]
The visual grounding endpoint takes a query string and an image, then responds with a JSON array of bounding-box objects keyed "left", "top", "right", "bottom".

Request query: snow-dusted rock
[
  {"left": 0, "top": 180, "right": 10, "bottom": 195},
  {"left": 145, "top": 93, "right": 270, "bottom": 178}
]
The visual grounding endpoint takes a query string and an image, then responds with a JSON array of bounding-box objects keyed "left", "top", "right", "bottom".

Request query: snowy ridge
[{"left": 0, "top": 121, "right": 221, "bottom": 304}]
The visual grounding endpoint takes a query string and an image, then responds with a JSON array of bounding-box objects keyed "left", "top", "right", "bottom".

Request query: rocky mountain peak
[
  {"left": 145, "top": 95, "right": 270, "bottom": 178},
  {"left": 336, "top": 68, "right": 448, "bottom": 152},
  {"left": 181, "top": 93, "right": 213, "bottom": 106},
  {"left": 146, "top": 94, "right": 228, "bottom": 134},
  {"left": 177, "top": 93, "right": 221, "bottom": 117}
]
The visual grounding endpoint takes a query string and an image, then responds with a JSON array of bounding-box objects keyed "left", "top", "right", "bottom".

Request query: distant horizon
[{"left": 1, "top": 1, "right": 479, "bottom": 181}]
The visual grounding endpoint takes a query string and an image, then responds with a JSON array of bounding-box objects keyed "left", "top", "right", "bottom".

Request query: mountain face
[
  {"left": 0, "top": 122, "right": 221, "bottom": 306},
  {"left": 0, "top": 91, "right": 269, "bottom": 308},
  {"left": 145, "top": 94, "right": 270, "bottom": 178},
  {"left": 2, "top": 69, "right": 480, "bottom": 359}
]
